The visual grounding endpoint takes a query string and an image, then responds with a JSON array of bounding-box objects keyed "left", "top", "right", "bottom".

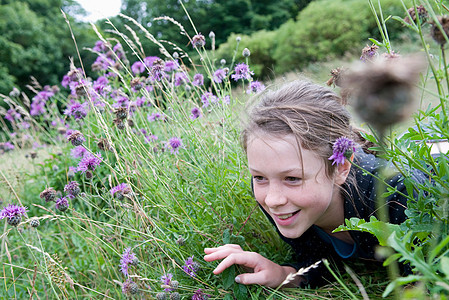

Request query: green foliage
[{"left": 0, "top": 0, "right": 99, "bottom": 95}]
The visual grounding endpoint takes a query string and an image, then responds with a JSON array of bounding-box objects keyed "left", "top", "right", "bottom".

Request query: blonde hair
[{"left": 241, "top": 80, "right": 369, "bottom": 178}]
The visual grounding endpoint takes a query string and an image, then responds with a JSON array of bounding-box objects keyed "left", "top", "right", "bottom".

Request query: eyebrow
[{"left": 249, "top": 167, "right": 303, "bottom": 174}]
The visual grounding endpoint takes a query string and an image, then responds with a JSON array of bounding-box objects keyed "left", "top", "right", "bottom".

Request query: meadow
[{"left": 1, "top": 1, "right": 449, "bottom": 299}]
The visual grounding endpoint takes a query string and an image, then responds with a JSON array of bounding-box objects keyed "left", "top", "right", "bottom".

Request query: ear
[{"left": 334, "top": 157, "right": 352, "bottom": 185}]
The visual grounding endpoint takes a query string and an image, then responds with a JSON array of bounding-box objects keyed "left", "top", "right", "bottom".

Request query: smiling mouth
[{"left": 277, "top": 210, "right": 300, "bottom": 220}]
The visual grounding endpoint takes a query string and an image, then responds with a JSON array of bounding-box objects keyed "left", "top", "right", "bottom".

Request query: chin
[{"left": 278, "top": 228, "right": 303, "bottom": 239}]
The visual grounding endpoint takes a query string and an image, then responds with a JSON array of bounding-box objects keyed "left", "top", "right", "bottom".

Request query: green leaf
[
  {"left": 440, "top": 257, "right": 449, "bottom": 278},
  {"left": 223, "top": 229, "right": 231, "bottom": 244},
  {"left": 368, "top": 38, "right": 384, "bottom": 47},
  {"left": 222, "top": 264, "right": 235, "bottom": 289},
  {"left": 224, "top": 294, "right": 233, "bottom": 300},
  {"left": 383, "top": 253, "right": 402, "bottom": 266},
  {"left": 382, "top": 275, "right": 423, "bottom": 297},
  {"left": 234, "top": 283, "right": 248, "bottom": 300}
]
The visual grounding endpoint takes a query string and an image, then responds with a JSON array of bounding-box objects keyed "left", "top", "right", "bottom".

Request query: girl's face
[{"left": 247, "top": 134, "right": 348, "bottom": 239}]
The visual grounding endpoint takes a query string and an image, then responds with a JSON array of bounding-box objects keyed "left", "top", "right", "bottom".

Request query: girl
[{"left": 203, "top": 80, "right": 426, "bottom": 288}]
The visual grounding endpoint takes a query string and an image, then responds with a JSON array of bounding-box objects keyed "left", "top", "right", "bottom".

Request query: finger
[
  {"left": 204, "top": 244, "right": 242, "bottom": 254},
  {"left": 236, "top": 271, "right": 275, "bottom": 287},
  {"left": 213, "top": 252, "right": 259, "bottom": 275},
  {"left": 203, "top": 247, "right": 244, "bottom": 262}
]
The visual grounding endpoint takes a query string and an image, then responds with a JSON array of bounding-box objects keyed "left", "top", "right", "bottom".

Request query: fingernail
[{"left": 235, "top": 276, "right": 241, "bottom": 284}]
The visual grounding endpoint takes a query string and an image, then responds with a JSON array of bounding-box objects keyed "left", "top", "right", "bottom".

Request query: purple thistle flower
[
  {"left": 135, "top": 96, "right": 147, "bottom": 107},
  {"left": 147, "top": 112, "right": 165, "bottom": 122},
  {"left": 144, "top": 56, "right": 160, "bottom": 67},
  {"left": 231, "top": 63, "right": 254, "bottom": 81},
  {"left": 192, "top": 289, "right": 209, "bottom": 300},
  {"left": 71, "top": 146, "right": 87, "bottom": 159},
  {"left": 192, "top": 34, "right": 206, "bottom": 48},
  {"left": 30, "top": 99, "right": 46, "bottom": 116},
  {"left": 0, "top": 204, "right": 27, "bottom": 220},
  {"left": 64, "top": 181, "right": 81, "bottom": 197},
  {"left": 112, "top": 95, "right": 130, "bottom": 109},
  {"left": 190, "top": 107, "right": 201, "bottom": 120},
  {"left": 55, "top": 196, "right": 69, "bottom": 212},
  {"left": 221, "top": 95, "right": 230, "bottom": 105},
  {"left": 246, "top": 81, "right": 266, "bottom": 94},
  {"left": 201, "top": 92, "right": 218, "bottom": 108},
  {"left": 4, "top": 142, "right": 14, "bottom": 151},
  {"left": 120, "top": 247, "right": 137, "bottom": 277},
  {"left": 182, "top": 256, "right": 199, "bottom": 277},
  {"left": 174, "top": 72, "right": 189, "bottom": 87},
  {"left": 110, "top": 183, "right": 131, "bottom": 199},
  {"left": 213, "top": 68, "right": 227, "bottom": 83},
  {"left": 161, "top": 273, "right": 173, "bottom": 292},
  {"left": 328, "top": 137, "right": 356, "bottom": 166},
  {"left": 167, "top": 137, "right": 183, "bottom": 154},
  {"left": 77, "top": 152, "right": 102, "bottom": 173},
  {"left": 192, "top": 73, "right": 204, "bottom": 86},
  {"left": 5, "top": 109, "right": 21, "bottom": 122},
  {"left": 164, "top": 60, "right": 179, "bottom": 72},
  {"left": 131, "top": 61, "right": 146, "bottom": 74},
  {"left": 93, "top": 40, "right": 108, "bottom": 52},
  {"left": 64, "top": 100, "right": 88, "bottom": 120},
  {"left": 93, "top": 76, "right": 109, "bottom": 94}
]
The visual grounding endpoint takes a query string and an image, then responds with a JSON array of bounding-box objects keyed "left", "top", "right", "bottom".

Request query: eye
[
  {"left": 285, "top": 176, "right": 301, "bottom": 183},
  {"left": 253, "top": 176, "right": 267, "bottom": 183}
]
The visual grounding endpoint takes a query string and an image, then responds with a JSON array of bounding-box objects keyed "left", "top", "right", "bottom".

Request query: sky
[{"left": 75, "top": 0, "right": 122, "bottom": 22}]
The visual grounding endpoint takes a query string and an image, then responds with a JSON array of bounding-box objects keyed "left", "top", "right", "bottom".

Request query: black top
[{"left": 255, "top": 150, "right": 427, "bottom": 287}]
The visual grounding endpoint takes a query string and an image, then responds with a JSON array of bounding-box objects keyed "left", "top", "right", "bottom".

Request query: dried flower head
[
  {"left": 40, "top": 187, "right": 57, "bottom": 202},
  {"left": 64, "top": 181, "right": 81, "bottom": 197},
  {"left": 67, "top": 130, "right": 85, "bottom": 146},
  {"left": 404, "top": 5, "right": 428, "bottom": 25},
  {"left": 192, "top": 34, "right": 206, "bottom": 48},
  {"left": 0, "top": 204, "right": 27, "bottom": 226},
  {"left": 341, "top": 55, "right": 426, "bottom": 131},
  {"left": 328, "top": 137, "right": 356, "bottom": 166},
  {"left": 114, "top": 107, "right": 128, "bottom": 120},
  {"left": 170, "top": 292, "right": 180, "bottom": 300},
  {"left": 30, "top": 218, "right": 40, "bottom": 228},
  {"left": 326, "top": 67, "right": 345, "bottom": 87},
  {"left": 360, "top": 44, "right": 379, "bottom": 62},
  {"left": 122, "top": 279, "right": 139, "bottom": 295},
  {"left": 113, "top": 118, "right": 125, "bottom": 130},
  {"left": 431, "top": 15, "right": 449, "bottom": 45},
  {"left": 97, "top": 138, "right": 112, "bottom": 151}
]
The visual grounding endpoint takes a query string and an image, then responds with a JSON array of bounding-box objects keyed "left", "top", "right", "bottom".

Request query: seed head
[
  {"left": 122, "top": 279, "right": 139, "bottom": 295},
  {"left": 170, "top": 280, "right": 179, "bottom": 290},
  {"left": 341, "top": 55, "right": 426, "bottom": 131},
  {"left": 114, "top": 107, "right": 128, "bottom": 120},
  {"left": 113, "top": 118, "right": 125, "bottom": 130},
  {"left": 431, "top": 15, "right": 449, "bottom": 45},
  {"left": 156, "top": 292, "right": 168, "bottom": 300},
  {"left": 40, "top": 187, "right": 57, "bottom": 202},
  {"left": 242, "top": 48, "right": 251, "bottom": 57},
  {"left": 97, "top": 138, "right": 112, "bottom": 151},
  {"left": 176, "top": 237, "right": 185, "bottom": 246},
  {"left": 192, "top": 34, "right": 206, "bottom": 48},
  {"left": 55, "top": 197, "right": 69, "bottom": 212},
  {"left": 64, "top": 181, "right": 81, "bottom": 197},
  {"left": 360, "top": 44, "right": 379, "bottom": 62},
  {"left": 67, "top": 130, "right": 85, "bottom": 146},
  {"left": 404, "top": 5, "right": 428, "bottom": 25},
  {"left": 30, "top": 218, "right": 40, "bottom": 228},
  {"left": 220, "top": 59, "right": 226, "bottom": 66},
  {"left": 170, "top": 292, "right": 180, "bottom": 300}
]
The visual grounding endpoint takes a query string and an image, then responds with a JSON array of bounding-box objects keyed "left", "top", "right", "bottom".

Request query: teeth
[{"left": 278, "top": 213, "right": 294, "bottom": 220}]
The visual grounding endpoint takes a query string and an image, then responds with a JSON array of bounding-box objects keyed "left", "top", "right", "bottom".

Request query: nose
[{"left": 264, "top": 182, "right": 287, "bottom": 208}]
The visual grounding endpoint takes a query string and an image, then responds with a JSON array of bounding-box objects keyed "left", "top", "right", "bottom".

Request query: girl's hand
[{"left": 203, "top": 244, "right": 300, "bottom": 288}]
